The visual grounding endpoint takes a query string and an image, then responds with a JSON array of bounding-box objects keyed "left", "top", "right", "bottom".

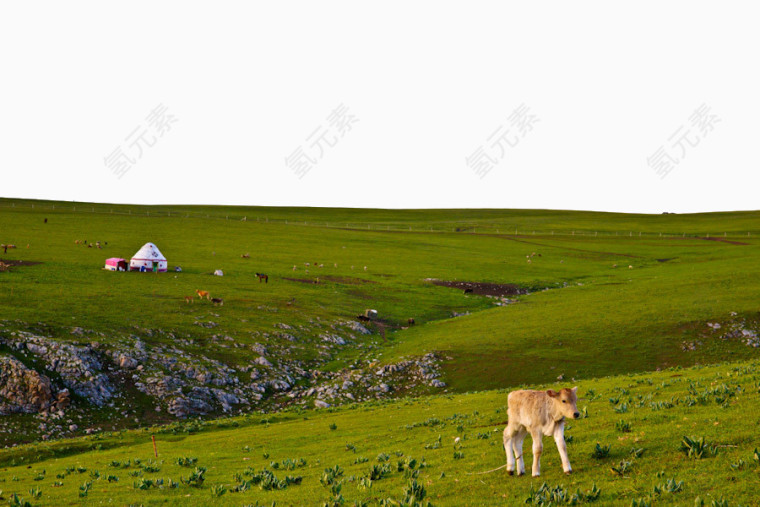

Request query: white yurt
[{"left": 129, "top": 242, "right": 168, "bottom": 272}]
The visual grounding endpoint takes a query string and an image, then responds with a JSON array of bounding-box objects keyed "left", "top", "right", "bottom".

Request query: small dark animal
[
  {"left": 255, "top": 273, "right": 268, "bottom": 283},
  {"left": 211, "top": 298, "right": 224, "bottom": 306},
  {"left": 44, "top": 218, "right": 48, "bottom": 223},
  {"left": 241, "top": 253, "right": 250, "bottom": 259},
  {"left": 357, "top": 315, "right": 371, "bottom": 322},
  {"left": 464, "top": 288, "right": 474, "bottom": 294},
  {"left": 408, "top": 318, "right": 415, "bottom": 325}
]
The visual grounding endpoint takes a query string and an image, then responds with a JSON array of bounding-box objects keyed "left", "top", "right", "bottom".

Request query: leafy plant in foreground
[
  {"left": 680, "top": 436, "right": 719, "bottom": 459},
  {"left": 525, "top": 482, "right": 601, "bottom": 504},
  {"left": 591, "top": 443, "right": 611, "bottom": 459},
  {"left": 180, "top": 466, "right": 207, "bottom": 487},
  {"left": 210, "top": 484, "right": 227, "bottom": 497},
  {"left": 174, "top": 456, "right": 198, "bottom": 467},
  {"left": 320, "top": 465, "right": 344, "bottom": 487},
  {"left": 8, "top": 494, "right": 32, "bottom": 507},
  {"left": 610, "top": 460, "right": 633, "bottom": 476}
]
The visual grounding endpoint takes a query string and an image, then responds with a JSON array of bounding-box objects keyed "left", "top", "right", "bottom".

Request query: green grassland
[
  {"left": 1, "top": 198, "right": 759, "bottom": 389},
  {"left": 1, "top": 360, "right": 759, "bottom": 505},
  {"left": 2, "top": 198, "right": 760, "bottom": 504}
]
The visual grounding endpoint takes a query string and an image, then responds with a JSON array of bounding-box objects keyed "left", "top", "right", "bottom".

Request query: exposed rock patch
[{"left": 0, "top": 355, "right": 55, "bottom": 414}]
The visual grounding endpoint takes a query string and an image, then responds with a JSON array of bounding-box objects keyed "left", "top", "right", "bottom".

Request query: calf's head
[{"left": 547, "top": 387, "right": 580, "bottom": 419}]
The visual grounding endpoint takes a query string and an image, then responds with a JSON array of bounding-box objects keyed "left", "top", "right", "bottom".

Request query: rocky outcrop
[
  {"left": 705, "top": 315, "right": 760, "bottom": 348},
  {"left": 6, "top": 332, "right": 115, "bottom": 406},
  {"left": 0, "top": 319, "right": 445, "bottom": 426},
  {"left": 0, "top": 355, "right": 55, "bottom": 414}
]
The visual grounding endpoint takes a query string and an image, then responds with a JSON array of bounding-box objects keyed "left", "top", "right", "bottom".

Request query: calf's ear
[
  {"left": 546, "top": 389, "right": 559, "bottom": 397},
  {"left": 571, "top": 387, "right": 578, "bottom": 395}
]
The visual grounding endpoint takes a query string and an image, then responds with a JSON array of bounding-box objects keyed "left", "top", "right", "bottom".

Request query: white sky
[{"left": 1, "top": 2, "right": 758, "bottom": 213}]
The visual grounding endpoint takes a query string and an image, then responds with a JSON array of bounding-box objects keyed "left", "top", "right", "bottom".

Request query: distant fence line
[{"left": 0, "top": 201, "right": 755, "bottom": 239}]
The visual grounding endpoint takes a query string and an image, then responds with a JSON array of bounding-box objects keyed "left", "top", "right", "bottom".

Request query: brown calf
[
  {"left": 196, "top": 290, "right": 210, "bottom": 300},
  {"left": 503, "top": 387, "right": 580, "bottom": 477}
]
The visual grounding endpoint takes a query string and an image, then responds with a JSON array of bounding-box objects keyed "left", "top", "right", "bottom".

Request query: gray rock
[
  {"left": 346, "top": 321, "right": 371, "bottom": 335},
  {"left": 321, "top": 334, "right": 347, "bottom": 346},
  {"left": 254, "top": 356, "right": 272, "bottom": 367},
  {"left": 118, "top": 354, "right": 138, "bottom": 369},
  {"left": 0, "top": 355, "right": 55, "bottom": 414}
]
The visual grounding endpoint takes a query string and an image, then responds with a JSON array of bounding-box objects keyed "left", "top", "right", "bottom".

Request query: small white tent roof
[{"left": 131, "top": 243, "right": 166, "bottom": 262}]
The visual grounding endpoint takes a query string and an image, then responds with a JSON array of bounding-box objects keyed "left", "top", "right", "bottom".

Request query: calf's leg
[
  {"left": 553, "top": 425, "right": 572, "bottom": 474},
  {"left": 530, "top": 430, "right": 543, "bottom": 477},
  {"left": 512, "top": 430, "right": 527, "bottom": 476},
  {"left": 503, "top": 427, "right": 516, "bottom": 474}
]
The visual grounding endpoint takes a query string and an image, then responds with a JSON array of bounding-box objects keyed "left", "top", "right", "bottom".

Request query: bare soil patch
[
  {"left": 428, "top": 279, "right": 528, "bottom": 297},
  {"left": 0, "top": 259, "right": 42, "bottom": 272},
  {"left": 283, "top": 277, "right": 320, "bottom": 284}
]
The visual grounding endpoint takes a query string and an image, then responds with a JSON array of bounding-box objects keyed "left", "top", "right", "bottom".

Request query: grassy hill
[
  {"left": 1, "top": 198, "right": 759, "bottom": 390},
  {"left": 2, "top": 198, "right": 760, "bottom": 504},
  {"left": 1, "top": 359, "right": 758, "bottom": 505}
]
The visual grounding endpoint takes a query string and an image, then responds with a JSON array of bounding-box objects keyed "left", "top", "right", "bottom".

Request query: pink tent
[{"left": 104, "top": 258, "right": 128, "bottom": 271}]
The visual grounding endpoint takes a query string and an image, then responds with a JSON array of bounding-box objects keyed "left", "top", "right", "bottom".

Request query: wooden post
[{"left": 152, "top": 435, "right": 158, "bottom": 457}]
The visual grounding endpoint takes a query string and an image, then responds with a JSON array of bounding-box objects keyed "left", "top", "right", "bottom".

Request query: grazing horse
[
  {"left": 196, "top": 290, "right": 211, "bottom": 300},
  {"left": 255, "top": 273, "right": 269, "bottom": 283}
]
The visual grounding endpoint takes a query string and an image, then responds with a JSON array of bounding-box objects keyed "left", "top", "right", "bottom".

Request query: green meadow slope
[
  {"left": 1, "top": 360, "right": 758, "bottom": 506},
  {"left": 2, "top": 198, "right": 760, "bottom": 505},
  {"left": 1, "top": 198, "right": 759, "bottom": 394}
]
